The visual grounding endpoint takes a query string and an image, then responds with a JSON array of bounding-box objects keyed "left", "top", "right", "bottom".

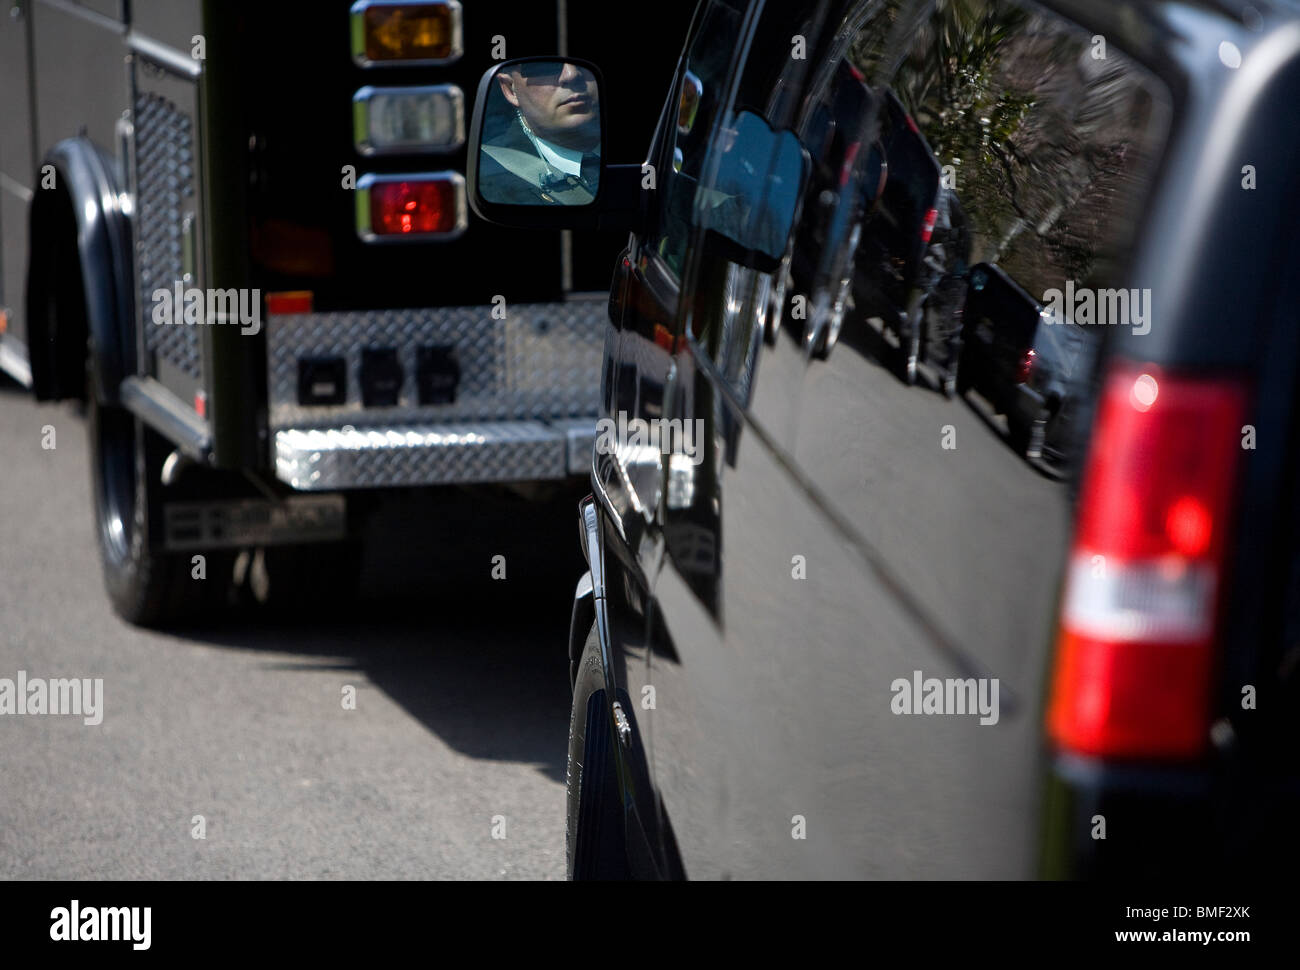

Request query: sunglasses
[{"left": 515, "top": 61, "right": 583, "bottom": 81}]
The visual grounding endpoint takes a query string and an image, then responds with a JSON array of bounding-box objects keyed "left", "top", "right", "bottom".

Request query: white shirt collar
[{"left": 532, "top": 134, "right": 586, "bottom": 176}]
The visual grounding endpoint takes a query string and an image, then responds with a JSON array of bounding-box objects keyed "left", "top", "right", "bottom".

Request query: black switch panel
[
  {"left": 416, "top": 345, "right": 460, "bottom": 405},
  {"left": 360, "top": 347, "right": 403, "bottom": 407},
  {"left": 298, "top": 357, "right": 347, "bottom": 405}
]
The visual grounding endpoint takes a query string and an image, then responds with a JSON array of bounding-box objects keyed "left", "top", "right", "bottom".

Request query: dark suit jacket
[{"left": 479, "top": 116, "right": 595, "bottom": 206}]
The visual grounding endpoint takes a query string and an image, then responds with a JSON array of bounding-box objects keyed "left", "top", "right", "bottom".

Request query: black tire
[
  {"left": 88, "top": 391, "right": 223, "bottom": 627},
  {"left": 1007, "top": 414, "right": 1033, "bottom": 457},
  {"left": 1039, "top": 399, "right": 1070, "bottom": 465},
  {"left": 566, "top": 621, "right": 631, "bottom": 880}
]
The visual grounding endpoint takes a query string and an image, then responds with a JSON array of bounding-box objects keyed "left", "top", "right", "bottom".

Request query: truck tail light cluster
[
  {"left": 356, "top": 173, "right": 466, "bottom": 241},
  {"left": 1046, "top": 363, "right": 1248, "bottom": 760},
  {"left": 349, "top": 2, "right": 466, "bottom": 243}
]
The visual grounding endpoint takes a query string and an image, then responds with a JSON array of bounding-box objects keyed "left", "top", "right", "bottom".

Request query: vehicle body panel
[{"left": 570, "top": 0, "right": 1300, "bottom": 879}]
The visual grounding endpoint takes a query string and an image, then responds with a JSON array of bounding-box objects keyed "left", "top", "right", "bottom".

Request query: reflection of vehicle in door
[
  {"left": 851, "top": 88, "right": 963, "bottom": 385},
  {"left": 469, "top": 0, "right": 1300, "bottom": 885},
  {"left": 776, "top": 59, "right": 882, "bottom": 359},
  {"left": 959, "top": 263, "right": 1097, "bottom": 466},
  {"left": 1021, "top": 303, "right": 1097, "bottom": 468},
  {"left": 920, "top": 189, "right": 971, "bottom": 396}
]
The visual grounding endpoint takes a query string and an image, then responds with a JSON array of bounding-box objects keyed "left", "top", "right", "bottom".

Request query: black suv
[
  {"left": 469, "top": 0, "right": 1300, "bottom": 880},
  {"left": 959, "top": 262, "right": 1099, "bottom": 468}
]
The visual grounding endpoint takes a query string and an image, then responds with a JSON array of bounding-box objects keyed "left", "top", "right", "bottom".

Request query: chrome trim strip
[
  {"left": 120, "top": 376, "right": 211, "bottom": 459},
  {"left": 273, "top": 420, "right": 583, "bottom": 490},
  {"left": 579, "top": 495, "right": 617, "bottom": 698},
  {"left": 34, "top": 0, "right": 123, "bottom": 34},
  {"left": 0, "top": 172, "right": 34, "bottom": 203},
  {"left": 0, "top": 337, "right": 33, "bottom": 388},
  {"left": 350, "top": 0, "right": 464, "bottom": 68},
  {"left": 354, "top": 171, "right": 468, "bottom": 243},
  {"left": 127, "top": 30, "right": 202, "bottom": 79},
  {"left": 352, "top": 84, "right": 466, "bottom": 156}
]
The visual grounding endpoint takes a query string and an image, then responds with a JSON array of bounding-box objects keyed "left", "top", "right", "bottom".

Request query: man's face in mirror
[{"left": 497, "top": 61, "right": 599, "bottom": 151}]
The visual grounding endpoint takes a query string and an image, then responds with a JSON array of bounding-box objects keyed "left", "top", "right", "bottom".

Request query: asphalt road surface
[{"left": 0, "top": 377, "right": 581, "bottom": 879}]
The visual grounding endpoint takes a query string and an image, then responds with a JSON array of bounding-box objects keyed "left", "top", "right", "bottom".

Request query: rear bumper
[
  {"left": 266, "top": 297, "right": 605, "bottom": 490},
  {"left": 275, "top": 417, "right": 594, "bottom": 490},
  {"left": 1039, "top": 751, "right": 1300, "bottom": 879}
]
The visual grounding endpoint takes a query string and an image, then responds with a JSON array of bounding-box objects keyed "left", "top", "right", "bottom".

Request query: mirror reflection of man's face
[{"left": 498, "top": 62, "right": 599, "bottom": 151}]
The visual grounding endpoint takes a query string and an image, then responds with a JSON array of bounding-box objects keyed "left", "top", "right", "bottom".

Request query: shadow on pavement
[{"left": 150, "top": 485, "right": 589, "bottom": 786}]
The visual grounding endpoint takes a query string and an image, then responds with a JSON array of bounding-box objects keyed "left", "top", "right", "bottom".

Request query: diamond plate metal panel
[
  {"left": 266, "top": 299, "right": 605, "bottom": 429},
  {"left": 275, "top": 421, "right": 574, "bottom": 490},
  {"left": 551, "top": 417, "right": 597, "bottom": 475},
  {"left": 135, "top": 90, "right": 201, "bottom": 380}
]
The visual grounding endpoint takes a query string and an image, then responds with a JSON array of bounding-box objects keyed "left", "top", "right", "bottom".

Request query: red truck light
[
  {"left": 1046, "top": 363, "right": 1248, "bottom": 760},
  {"left": 355, "top": 172, "right": 467, "bottom": 242}
]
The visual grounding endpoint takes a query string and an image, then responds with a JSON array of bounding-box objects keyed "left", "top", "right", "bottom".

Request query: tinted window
[{"left": 650, "top": 0, "right": 748, "bottom": 278}]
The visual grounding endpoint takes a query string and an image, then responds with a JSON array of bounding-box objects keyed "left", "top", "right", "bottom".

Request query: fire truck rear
[{"left": 0, "top": 1, "right": 681, "bottom": 624}]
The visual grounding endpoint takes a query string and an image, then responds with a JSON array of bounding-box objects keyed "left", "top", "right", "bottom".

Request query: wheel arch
[
  {"left": 26, "top": 137, "right": 135, "bottom": 404},
  {"left": 569, "top": 494, "right": 683, "bottom": 878}
]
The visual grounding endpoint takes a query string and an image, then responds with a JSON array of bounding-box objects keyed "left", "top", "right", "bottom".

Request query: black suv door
[{"left": 620, "top": 0, "right": 1173, "bottom": 878}]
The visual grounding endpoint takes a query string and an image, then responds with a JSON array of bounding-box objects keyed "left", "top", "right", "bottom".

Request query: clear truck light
[{"left": 353, "top": 85, "right": 465, "bottom": 155}]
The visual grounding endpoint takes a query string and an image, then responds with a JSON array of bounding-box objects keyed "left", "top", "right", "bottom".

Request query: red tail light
[
  {"left": 1016, "top": 348, "right": 1036, "bottom": 383},
  {"left": 1046, "top": 363, "right": 1248, "bottom": 759},
  {"left": 356, "top": 172, "right": 466, "bottom": 241},
  {"left": 920, "top": 207, "right": 938, "bottom": 243},
  {"left": 372, "top": 179, "right": 455, "bottom": 235}
]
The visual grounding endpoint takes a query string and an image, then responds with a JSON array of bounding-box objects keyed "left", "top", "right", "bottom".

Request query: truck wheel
[
  {"left": 88, "top": 391, "right": 210, "bottom": 627},
  {"left": 567, "top": 621, "right": 631, "bottom": 880}
]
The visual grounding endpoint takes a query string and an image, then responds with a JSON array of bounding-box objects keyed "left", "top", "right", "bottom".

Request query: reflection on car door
[{"left": 636, "top": 0, "right": 1170, "bottom": 878}]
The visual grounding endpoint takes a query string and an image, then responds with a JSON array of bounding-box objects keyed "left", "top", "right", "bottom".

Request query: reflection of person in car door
[
  {"left": 480, "top": 61, "right": 601, "bottom": 206},
  {"left": 923, "top": 187, "right": 971, "bottom": 387}
]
